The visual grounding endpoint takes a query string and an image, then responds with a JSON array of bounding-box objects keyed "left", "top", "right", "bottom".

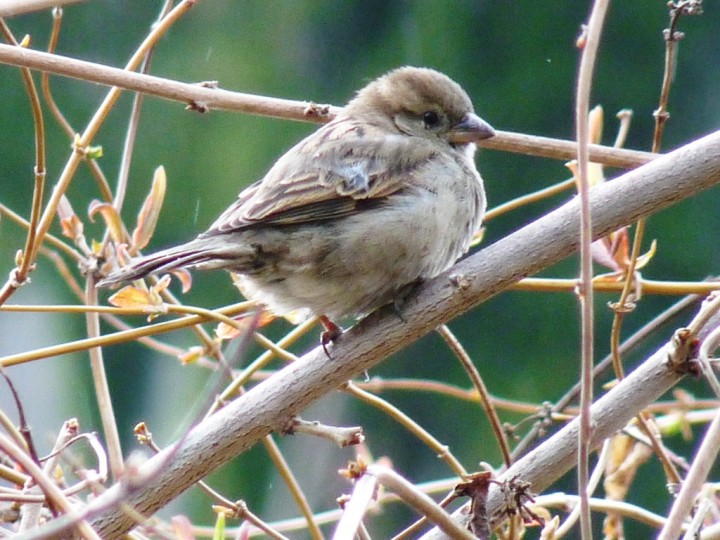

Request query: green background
[{"left": 1, "top": 2, "right": 719, "bottom": 537}]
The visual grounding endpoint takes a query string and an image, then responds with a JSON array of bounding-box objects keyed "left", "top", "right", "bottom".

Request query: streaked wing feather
[{"left": 206, "top": 118, "right": 411, "bottom": 235}]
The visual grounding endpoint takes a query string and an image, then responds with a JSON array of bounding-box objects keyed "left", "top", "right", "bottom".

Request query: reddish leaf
[
  {"left": 214, "top": 311, "right": 275, "bottom": 341},
  {"left": 591, "top": 227, "right": 629, "bottom": 272},
  {"left": 108, "top": 275, "right": 171, "bottom": 311},
  {"left": 172, "top": 268, "right": 193, "bottom": 294},
  {"left": 88, "top": 200, "right": 124, "bottom": 244},
  {"left": 57, "top": 195, "right": 84, "bottom": 240},
  {"left": 177, "top": 346, "right": 204, "bottom": 366},
  {"left": 132, "top": 166, "right": 167, "bottom": 250},
  {"left": 108, "top": 285, "right": 152, "bottom": 308},
  {"left": 634, "top": 239, "right": 657, "bottom": 270}
]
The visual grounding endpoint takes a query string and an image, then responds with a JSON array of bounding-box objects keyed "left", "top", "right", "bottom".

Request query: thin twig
[
  {"left": 512, "top": 277, "right": 720, "bottom": 296},
  {"left": 682, "top": 494, "right": 712, "bottom": 540},
  {"left": 607, "top": 3, "right": 702, "bottom": 494},
  {"left": 554, "top": 440, "right": 610, "bottom": 536},
  {"left": 84, "top": 275, "right": 124, "bottom": 480},
  {"left": 18, "top": 419, "right": 79, "bottom": 531},
  {"left": 0, "top": 301, "right": 253, "bottom": 368},
  {"left": 366, "top": 465, "right": 476, "bottom": 540},
  {"left": 574, "top": 3, "right": 610, "bottom": 537},
  {"left": 533, "top": 493, "right": 681, "bottom": 531},
  {"left": 0, "top": 0, "right": 196, "bottom": 307},
  {"left": 345, "top": 383, "right": 468, "bottom": 478},
  {"left": 393, "top": 490, "right": 460, "bottom": 540},
  {"left": 111, "top": 2, "right": 172, "bottom": 216},
  {"left": 285, "top": 417, "right": 364, "bottom": 448},
  {"left": 437, "top": 324, "right": 512, "bottom": 467},
  {"left": 206, "top": 317, "right": 318, "bottom": 417},
  {"left": 0, "top": 408, "right": 29, "bottom": 462},
  {"left": 483, "top": 178, "right": 575, "bottom": 223},
  {"left": 698, "top": 325, "right": 720, "bottom": 397},
  {"left": 41, "top": 7, "right": 114, "bottom": 203},
  {"left": 233, "top": 501, "right": 291, "bottom": 540},
  {"left": 658, "top": 405, "right": 720, "bottom": 540},
  {"left": 0, "top": 20, "right": 47, "bottom": 307},
  {"left": 0, "top": 203, "right": 80, "bottom": 260},
  {"left": 262, "top": 434, "right": 324, "bottom": 540},
  {"left": 0, "top": 432, "right": 100, "bottom": 540},
  {"left": 510, "top": 291, "right": 701, "bottom": 461},
  {"left": 609, "top": 0, "right": 686, "bottom": 380},
  {"left": 333, "top": 473, "right": 378, "bottom": 540}
]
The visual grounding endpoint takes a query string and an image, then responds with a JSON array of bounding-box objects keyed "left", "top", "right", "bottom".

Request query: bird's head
[{"left": 345, "top": 66, "right": 495, "bottom": 147}]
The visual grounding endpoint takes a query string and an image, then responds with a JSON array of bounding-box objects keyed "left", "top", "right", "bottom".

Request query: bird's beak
[{"left": 446, "top": 113, "right": 495, "bottom": 144}]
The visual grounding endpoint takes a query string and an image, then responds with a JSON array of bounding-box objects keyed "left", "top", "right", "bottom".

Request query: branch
[
  {"left": 575, "top": 3, "right": 611, "bottom": 536},
  {"left": 0, "top": 43, "right": 655, "bottom": 168},
  {"left": 0, "top": 0, "right": 85, "bottom": 17},
  {"left": 57, "top": 129, "right": 720, "bottom": 539},
  {"left": 421, "top": 297, "right": 720, "bottom": 539},
  {"left": 420, "top": 338, "right": 688, "bottom": 538},
  {"left": 0, "top": 42, "right": 339, "bottom": 122}
]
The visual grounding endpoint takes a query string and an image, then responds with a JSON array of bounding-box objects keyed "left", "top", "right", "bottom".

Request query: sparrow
[{"left": 98, "top": 66, "right": 495, "bottom": 345}]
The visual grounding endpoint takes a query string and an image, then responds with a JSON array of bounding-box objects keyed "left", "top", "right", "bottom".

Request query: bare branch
[
  {"left": 0, "top": 43, "right": 655, "bottom": 168},
  {"left": 574, "top": 3, "right": 611, "bottom": 536},
  {"left": 59, "top": 130, "right": 720, "bottom": 539},
  {"left": 419, "top": 330, "right": 700, "bottom": 538}
]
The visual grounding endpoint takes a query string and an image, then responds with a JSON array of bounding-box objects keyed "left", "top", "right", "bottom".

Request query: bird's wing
[{"left": 204, "top": 118, "right": 424, "bottom": 234}]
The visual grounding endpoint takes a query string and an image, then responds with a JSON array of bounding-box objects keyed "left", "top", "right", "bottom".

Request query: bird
[{"left": 98, "top": 66, "right": 495, "bottom": 346}]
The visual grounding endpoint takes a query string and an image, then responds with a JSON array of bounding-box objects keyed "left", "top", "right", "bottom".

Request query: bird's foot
[
  {"left": 319, "top": 315, "right": 342, "bottom": 357},
  {"left": 391, "top": 279, "right": 423, "bottom": 322}
]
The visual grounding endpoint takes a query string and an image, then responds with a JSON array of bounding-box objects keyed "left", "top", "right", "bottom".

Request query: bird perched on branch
[{"left": 98, "top": 66, "right": 495, "bottom": 346}]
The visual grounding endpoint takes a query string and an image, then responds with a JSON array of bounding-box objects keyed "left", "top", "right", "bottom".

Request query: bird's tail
[{"left": 96, "top": 237, "right": 242, "bottom": 288}]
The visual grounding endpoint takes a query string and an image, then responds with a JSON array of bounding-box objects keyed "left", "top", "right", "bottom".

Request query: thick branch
[
  {"left": 421, "top": 343, "right": 685, "bottom": 539},
  {"left": 422, "top": 297, "right": 720, "bottom": 540},
  {"left": 0, "top": 43, "right": 654, "bottom": 168},
  {"left": 70, "top": 131, "right": 720, "bottom": 538}
]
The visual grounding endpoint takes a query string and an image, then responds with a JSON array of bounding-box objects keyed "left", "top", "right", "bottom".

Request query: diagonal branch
[
  {"left": 419, "top": 329, "right": 693, "bottom": 539},
  {"left": 42, "top": 130, "right": 720, "bottom": 538}
]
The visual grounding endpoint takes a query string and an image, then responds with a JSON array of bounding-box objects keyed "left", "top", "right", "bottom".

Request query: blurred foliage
[{"left": 1, "top": 1, "right": 720, "bottom": 537}]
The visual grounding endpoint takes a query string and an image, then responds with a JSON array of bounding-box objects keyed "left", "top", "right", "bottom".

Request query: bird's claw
[{"left": 319, "top": 315, "right": 342, "bottom": 358}]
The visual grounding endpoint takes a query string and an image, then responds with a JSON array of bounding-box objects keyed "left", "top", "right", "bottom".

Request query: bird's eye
[{"left": 422, "top": 111, "right": 440, "bottom": 128}]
